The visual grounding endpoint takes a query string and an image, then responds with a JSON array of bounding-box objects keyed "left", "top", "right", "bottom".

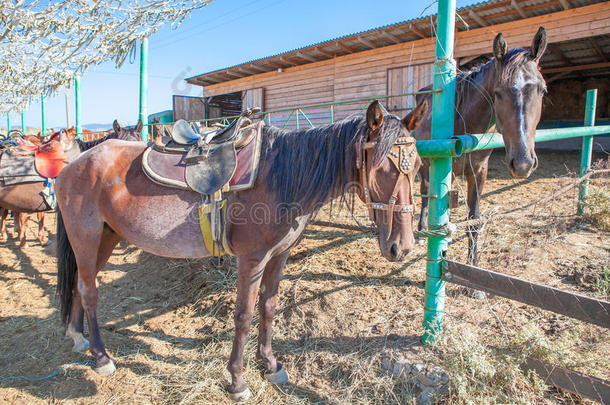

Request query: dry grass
[
  {"left": 0, "top": 151, "right": 609, "bottom": 404},
  {"left": 582, "top": 185, "right": 610, "bottom": 231}
]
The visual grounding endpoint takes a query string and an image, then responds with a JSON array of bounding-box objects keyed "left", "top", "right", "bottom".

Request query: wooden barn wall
[
  {"left": 173, "top": 95, "right": 205, "bottom": 121},
  {"left": 201, "top": 3, "right": 610, "bottom": 129}
]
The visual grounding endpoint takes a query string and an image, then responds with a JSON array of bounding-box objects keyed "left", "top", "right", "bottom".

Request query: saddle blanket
[
  {"left": 0, "top": 149, "right": 43, "bottom": 185},
  {"left": 142, "top": 121, "right": 263, "bottom": 193}
]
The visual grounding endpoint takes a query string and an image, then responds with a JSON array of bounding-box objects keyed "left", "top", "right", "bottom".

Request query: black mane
[
  {"left": 75, "top": 132, "right": 118, "bottom": 152},
  {"left": 264, "top": 113, "right": 406, "bottom": 212}
]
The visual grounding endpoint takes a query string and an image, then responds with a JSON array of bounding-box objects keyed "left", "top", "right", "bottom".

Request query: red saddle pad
[{"left": 34, "top": 141, "right": 67, "bottom": 178}]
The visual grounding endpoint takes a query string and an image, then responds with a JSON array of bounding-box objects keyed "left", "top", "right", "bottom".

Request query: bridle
[{"left": 355, "top": 133, "right": 418, "bottom": 238}]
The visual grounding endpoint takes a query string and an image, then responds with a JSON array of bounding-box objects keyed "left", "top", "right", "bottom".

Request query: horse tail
[{"left": 56, "top": 208, "right": 77, "bottom": 326}]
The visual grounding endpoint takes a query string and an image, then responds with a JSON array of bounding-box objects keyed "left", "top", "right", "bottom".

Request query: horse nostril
[
  {"left": 509, "top": 158, "right": 516, "bottom": 172},
  {"left": 390, "top": 243, "right": 400, "bottom": 259}
]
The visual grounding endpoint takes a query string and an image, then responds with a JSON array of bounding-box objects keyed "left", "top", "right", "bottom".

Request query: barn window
[{"left": 387, "top": 63, "right": 433, "bottom": 115}]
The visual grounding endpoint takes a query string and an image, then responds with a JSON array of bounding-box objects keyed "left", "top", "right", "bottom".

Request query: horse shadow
[{"left": 1, "top": 224, "right": 428, "bottom": 402}]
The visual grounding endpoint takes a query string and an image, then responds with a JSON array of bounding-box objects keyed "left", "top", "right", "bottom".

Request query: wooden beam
[
  {"left": 546, "top": 71, "right": 571, "bottom": 83},
  {"left": 469, "top": 9, "right": 488, "bottom": 27},
  {"left": 314, "top": 46, "right": 335, "bottom": 58},
  {"left": 409, "top": 24, "right": 426, "bottom": 39},
  {"left": 247, "top": 64, "right": 267, "bottom": 73},
  {"left": 380, "top": 30, "right": 401, "bottom": 44},
  {"left": 295, "top": 51, "right": 318, "bottom": 63},
  {"left": 225, "top": 70, "right": 243, "bottom": 78},
  {"left": 543, "top": 61, "right": 610, "bottom": 74},
  {"left": 335, "top": 40, "right": 355, "bottom": 54},
  {"left": 279, "top": 56, "right": 297, "bottom": 67},
  {"left": 558, "top": 0, "right": 571, "bottom": 10},
  {"left": 587, "top": 38, "right": 608, "bottom": 63},
  {"left": 357, "top": 36, "right": 376, "bottom": 49},
  {"left": 510, "top": 0, "right": 527, "bottom": 19},
  {"left": 547, "top": 43, "right": 573, "bottom": 66},
  {"left": 459, "top": 55, "right": 481, "bottom": 66},
  {"left": 266, "top": 60, "right": 286, "bottom": 69},
  {"left": 237, "top": 67, "right": 256, "bottom": 75}
]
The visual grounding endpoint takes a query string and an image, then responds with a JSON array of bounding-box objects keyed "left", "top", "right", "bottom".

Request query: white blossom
[{"left": 0, "top": 0, "right": 214, "bottom": 113}]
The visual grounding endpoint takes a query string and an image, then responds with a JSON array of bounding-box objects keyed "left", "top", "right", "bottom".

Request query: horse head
[
  {"left": 112, "top": 119, "right": 143, "bottom": 142},
  {"left": 358, "top": 100, "right": 427, "bottom": 261},
  {"left": 491, "top": 27, "right": 547, "bottom": 179}
]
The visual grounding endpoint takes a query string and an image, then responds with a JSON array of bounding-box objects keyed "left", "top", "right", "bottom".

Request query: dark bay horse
[
  {"left": 415, "top": 27, "right": 548, "bottom": 266},
  {"left": 0, "top": 121, "right": 141, "bottom": 247},
  {"left": 55, "top": 100, "right": 428, "bottom": 401}
]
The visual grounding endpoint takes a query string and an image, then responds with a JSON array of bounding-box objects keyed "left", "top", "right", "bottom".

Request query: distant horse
[
  {"left": 0, "top": 121, "right": 142, "bottom": 247},
  {"left": 55, "top": 100, "right": 428, "bottom": 401},
  {"left": 0, "top": 133, "right": 46, "bottom": 246},
  {"left": 415, "top": 27, "right": 548, "bottom": 266}
]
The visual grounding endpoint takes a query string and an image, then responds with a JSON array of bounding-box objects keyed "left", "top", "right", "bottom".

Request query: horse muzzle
[{"left": 507, "top": 152, "right": 538, "bottom": 179}]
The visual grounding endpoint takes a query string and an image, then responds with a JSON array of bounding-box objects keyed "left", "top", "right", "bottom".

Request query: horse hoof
[
  {"left": 94, "top": 360, "right": 116, "bottom": 376},
  {"left": 416, "top": 237, "right": 426, "bottom": 246},
  {"left": 472, "top": 290, "right": 486, "bottom": 300},
  {"left": 264, "top": 363, "right": 288, "bottom": 385},
  {"left": 72, "top": 338, "right": 90, "bottom": 353},
  {"left": 228, "top": 387, "right": 252, "bottom": 402}
]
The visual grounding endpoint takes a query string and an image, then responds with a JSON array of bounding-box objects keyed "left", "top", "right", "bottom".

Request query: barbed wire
[{"left": 0, "top": 0, "right": 214, "bottom": 113}]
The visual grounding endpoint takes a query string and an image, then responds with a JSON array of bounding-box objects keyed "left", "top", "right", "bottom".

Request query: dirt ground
[{"left": 0, "top": 151, "right": 608, "bottom": 404}]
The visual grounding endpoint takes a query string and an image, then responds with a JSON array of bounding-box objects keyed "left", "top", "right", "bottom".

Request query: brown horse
[
  {"left": 415, "top": 27, "right": 548, "bottom": 267},
  {"left": 0, "top": 133, "right": 48, "bottom": 246},
  {"left": 55, "top": 100, "right": 428, "bottom": 401},
  {"left": 0, "top": 121, "right": 142, "bottom": 247}
]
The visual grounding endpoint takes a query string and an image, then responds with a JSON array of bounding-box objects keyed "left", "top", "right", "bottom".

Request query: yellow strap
[
  {"left": 198, "top": 201, "right": 234, "bottom": 257},
  {"left": 199, "top": 205, "right": 222, "bottom": 256}
]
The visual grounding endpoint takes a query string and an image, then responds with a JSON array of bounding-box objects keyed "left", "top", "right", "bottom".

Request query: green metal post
[
  {"left": 422, "top": 0, "right": 456, "bottom": 345},
  {"left": 330, "top": 105, "right": 334, "bottom": 124},
  {"left": 139, "top": 37, "right": 149, "bottom": 141},
  {"left": 21, "top": 111, "right": 26, "bottom": 134},
  {"left": 41, "top": 95, "right": 46, "bottom": 138},
  {"left": 578, "top": 89, "right": 597, "bottom": 215},
  {"left": 75, "top": 75, "right": 82, "bottom": 140},
  {"left": 296, "top": 108, "right": 299, "bottom": 130},
  {"left": 6, "top": 113, "right": 10, "bottom": 135}
]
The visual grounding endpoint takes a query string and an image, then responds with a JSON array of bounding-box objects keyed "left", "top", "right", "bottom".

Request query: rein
[{"left": 355, "top": 134, "right": 418, "bottom": 239}]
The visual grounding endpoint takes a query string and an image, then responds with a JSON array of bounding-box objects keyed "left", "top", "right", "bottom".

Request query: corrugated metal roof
[{"left": 187, "top": 0, "right": 608, "bottom": 86}]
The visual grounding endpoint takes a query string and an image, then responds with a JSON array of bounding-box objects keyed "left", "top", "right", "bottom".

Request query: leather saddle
[
  {"left": 142, "top": 108, "right": 264, "bottom": 195},
  {"left": 4, "top": 139, "right": 67, "bottom": 179}
]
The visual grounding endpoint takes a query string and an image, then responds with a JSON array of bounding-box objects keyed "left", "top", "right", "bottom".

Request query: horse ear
[
  {"left": 366, "top": 100, "right": 384, "bottom": 133},
  {"left": 136, "top": 119, "right": 143, "bottom": 134},
  {"left": 530, "top": 27, "right": 547, "bottom": 62},
  {"left": 403, "top": 99, "right": 428, "bottom": 131},
  {"left": 493, "top": 32, "right": 507, "bottom": 63},
  {"left": 113, "top": 120, "right": 121, "bottom": 134}
]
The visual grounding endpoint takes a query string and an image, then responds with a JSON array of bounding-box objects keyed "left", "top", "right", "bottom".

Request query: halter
[{"left": 355, "top": 134, "right": 418, "bottom": 239}]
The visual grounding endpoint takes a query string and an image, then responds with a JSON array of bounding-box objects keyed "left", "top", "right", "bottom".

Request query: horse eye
[{"left": 494, "top": 91, "right": 502, "bottom": 99}]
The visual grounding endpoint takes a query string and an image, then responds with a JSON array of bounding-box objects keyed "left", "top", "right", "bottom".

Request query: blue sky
[{"left": 17, "top": 0, "right": 479, "bottom": 129}]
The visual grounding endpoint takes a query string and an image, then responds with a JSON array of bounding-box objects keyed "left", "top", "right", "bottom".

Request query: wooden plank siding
[
  {"left": 173, "top": 95, "right": 205, "bottom": 121},
  {"left": 200, "top": 3, "right": 610, "bottom": 124}
]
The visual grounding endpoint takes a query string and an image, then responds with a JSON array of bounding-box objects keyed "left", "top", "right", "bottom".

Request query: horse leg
[
  {"left": 417, "top": 166, "right": 430, "bottom": 244},
  {"left": 257, "top": 252, "right": 289, "bottom": 384},
  {"left": 73, "top": 226, "right": 120, "bottom": 375},
  {"left": 37, "top": 212, "right": 48, "bottom": 246},
  {"left": 466, "top": 162, "right": 488, "bottom": 299},
  {"left": 0, "top": 208, "right": 7, "bottom": 241},
  {"left": 227, "top": 256, "right": 266, "bottom": 401},
  {"left": 466, "top": 164, "right": 487, "bottom": 267},
  {"left": 10, "top": 211, "right": 19, "bottom": 238},
  {"left": 18, "top": 212, "right": 29, "bottom": 248},
  {"left": 67, "top": 227, "right": 121, "bottom": 354}
]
